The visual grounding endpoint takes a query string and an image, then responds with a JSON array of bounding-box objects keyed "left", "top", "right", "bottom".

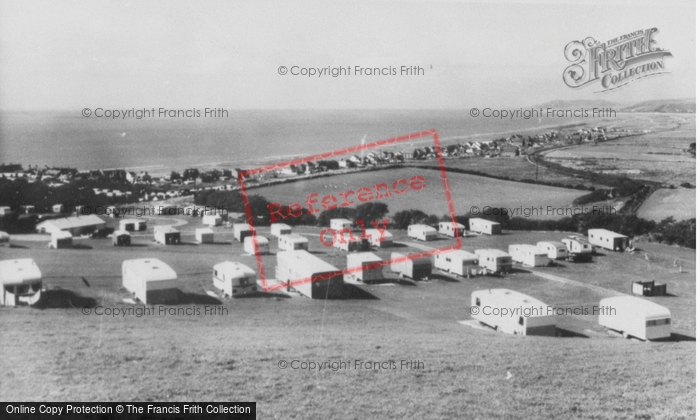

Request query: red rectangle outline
[{"left": 238, "top": 129, "right": 462, "bottom": 292}]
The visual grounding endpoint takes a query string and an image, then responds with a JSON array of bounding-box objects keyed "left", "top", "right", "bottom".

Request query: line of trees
[{"left": 194, "top": 189, "right": 695, "bottom": 249}]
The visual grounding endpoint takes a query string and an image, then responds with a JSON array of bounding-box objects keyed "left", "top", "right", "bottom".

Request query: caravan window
[
  {"left": 475, "top": 298, "right": 481, "bottom": 306},
  {"left": 518, "top": 317, "right": 524, "bottom": 326},
  {"left": 646, "top": 318, "right": 671, "bottom": 327}
]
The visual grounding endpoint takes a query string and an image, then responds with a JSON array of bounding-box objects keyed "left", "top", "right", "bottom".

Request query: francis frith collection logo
[{"left": 563, "top": 28, "right": 672, "bottom": 92}]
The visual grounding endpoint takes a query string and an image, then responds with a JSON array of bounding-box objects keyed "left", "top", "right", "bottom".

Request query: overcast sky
[{"left": 0, "top": 0, "right": 695, "bottom": 110}]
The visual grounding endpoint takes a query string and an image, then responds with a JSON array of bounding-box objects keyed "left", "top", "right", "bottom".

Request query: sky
[{"left": 0, "top": 0, "right": 695, "bottom": 110}]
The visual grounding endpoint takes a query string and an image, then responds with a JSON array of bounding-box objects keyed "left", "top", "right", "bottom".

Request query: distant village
[{"left": 0, "top": 125, "right": 637, "bottom": 216}]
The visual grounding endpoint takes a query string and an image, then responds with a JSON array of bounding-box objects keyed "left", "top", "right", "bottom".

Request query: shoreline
[{"left": 73, "top": 120, "right": 599, "bottom": 177}]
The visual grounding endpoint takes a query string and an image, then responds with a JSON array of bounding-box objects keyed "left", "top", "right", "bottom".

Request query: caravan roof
[
  {"left": 600, "top": 296, "right": 670, "bottom": 319},
  {"left": 588, "top": 229, "right": 628, "bottom": 239},
  {"left": 474, "top": 288, "right": 548, "bottom": 308},
  {"left": 0, "top": 259, "right": 42, "bottom": 285},
  {"left": 281, "top": 233, "right": 308, "bottom": 243},
  {"left": 123, "top": 259, "right": 177, "bottom": 281},
  {"left": 538, "top": 241, "right": 566, "bottom": 248},
  {"left": 214, "top": 261, "right": 256, "bottom": 277},
  {"left": 475, "top": 249, "right": 510, "bottom": 258},
  {"left": 37, "top": 215, "right": 104, "bottom": 231},
  {"left": 278, "top": 250, "right": 339, "bottom": 276},
  {"left": 347, "top": 252, "right": 382, "bottom": 265},
  {"left": 154, "top": 226, "right": 179, "bottom": 234},
  {"left": 440, "top": 249, "right": 478, "bottom": 260},
  {"left": 52, "top": 231, "right": 73, "bottom": 239}
]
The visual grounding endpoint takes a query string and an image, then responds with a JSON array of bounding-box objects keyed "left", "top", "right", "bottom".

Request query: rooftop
[{"left": 37, "top": 215, "right": 105, "bottom": 230}]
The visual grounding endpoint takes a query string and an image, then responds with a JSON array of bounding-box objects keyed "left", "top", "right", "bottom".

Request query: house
[
  {"left": 213, "top": 261, "right": 257, "bottom": 297},
  {"left": 119, "top": 219, "right": 147, "bottom": 232},
  {"left": 0, "top": 231, "right": 9, "bottom": 247},
  {"left": 153, "top": 226, "right": 180, "bottom": 245},
  {"left": 112, "top": 230, "right": 131, "bottom": 246},
  {"left": 508, "top": 244, "right": 550, "bottom": 267},
  {"left": 537, "top": 241, "right": 567, "bottom": 260},
  {"left": 122, "top": 259, "right": 179, "bottom": 304},
  {"left": 52, "top": 204, "right": 65, "bottom": 213},
  {"left": 344, "top": 252, "right": 384, "bottom": 283},
  {"left": 233, "top": 223, "right": 254, "bottom": 242},
  {"left": 195, "top": 228, "right": 214, "bottom": 244},
  {"left": 390, "top": 252, "right": 432, "bottom": 280},
  {"left": 19, "top": 205, "right": 35, "bottom": 214},
  {"left": 588, "top": 229, "right": 629, "bottom": 252},
  {"left": 364, "top": 228, "right": 393, "bottom": 248},
  {"left": 330, "top": 218, "right": 354, "bottom": 231},
  {"left": 471, "top": 289, "right": 557, "bottom": 336},
  {"left": 631, "top": 280, "right": 667, "bottom": 297},
  {"left": 275, "top": 250, "right": 344, "bottom": 299},
  {"left": 407, "top": 224, "right": 437, "bottom": 241},
  {"left": 561, "top": 237, "right": 593, "bottom": 261},
  {"left": 244, "top": 235, "right": 270, "bottom": 254},
  {"left": 333, "top": 231, "right": 370, "bottom": 252},
  {"left": 469, "top": 218, "right": 501, "bottom": 235},
  {"left": 270, "top": 223, "right": 292, "bottom": 238},
  {"left": 203, "top": 214, "right": 222, "bottom": 227},
  {"left": 278, "top": 234, "right": 309, "bottom": 251},
  {"left": 434, "top": 250, "right": 479, "bottom": 277},
  {"left": 474, "top": 249, "right": 512, "bottom": 274},
  {"left": 500, "top": 145, "right": 519, "bottom": 157},
  {"left": 598, "top": 296, "right": 671, "bottom": 341},
  {"left": 36, "top": 215, "right": 106, "bottom": 236},
  {"left": 50, "top": 231, "right": 73, "bottom": 249},
  {"left": 0, "top": 258, "right": 42, "bottom": 306},
  {"left": 438, "top": 222, "right": 466, "bottom": 237}
]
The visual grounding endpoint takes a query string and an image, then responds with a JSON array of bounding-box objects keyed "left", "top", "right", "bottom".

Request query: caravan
[
  {"left": 471, "top": 289, "right": 557, "bottom": 336},
  {"left": 438, "top": 222, "right": 466, "bottom": 237},
  {"left": 407, "top": 224, "right": 437, "bottom": 241},
  {"left": 588, "top": 229, "right": 629, "bottom": 252},
  {"left": 598, "top": 296, "right": 671, "bottom": 341},
  {"left": 344, "top": 253, "right": 384, "bottom": 283},
  {"left": 434, "top": 250, "right": 479, "bottom": 276},
  {"left": 0, "top": 259, "right": 42, "bottom": 306},
  {"left": 561, "top": 237, "right": 593, "bottom": 261},
  {"left": 270, "top": 223, "right": 292, "bottom": 238},
  {"left": 390, "top": 252, "right": 432, "bottom": 280},
  {"left": 275, "top": 250, "right": 344, "bottom": 299},
  {"left": 537, "top": 241, "right": 567, "bottom": 260},
  {"left": 233, "top": 224, "right": 254, "bottom": 242},
  {"left": 122, "top": 259, "right": 179, "bottom": 304},
  {"left": 213, "top": 261, "right": 257, "bottom": 296},
  {"left": 474, "top": 249, "right": 512, "bottom": 274},
  {"left": 508, "top": 244, "right": 550, "bottom": 267}
]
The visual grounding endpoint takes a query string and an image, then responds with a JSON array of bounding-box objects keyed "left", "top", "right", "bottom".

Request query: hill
[
  {"left": 534, "top": 99, "right": 621, "bottom": 109},
  {"left": 621, "top": 98, "right": 696, "bottom": 113}
]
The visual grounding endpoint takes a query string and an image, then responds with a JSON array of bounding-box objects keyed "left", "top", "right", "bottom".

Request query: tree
[
  {"left": 354, "top": 202, "right": 389, "bottom": 224},
  {"left": 392, "top": 209, "right": 429, "bottom": 229}
]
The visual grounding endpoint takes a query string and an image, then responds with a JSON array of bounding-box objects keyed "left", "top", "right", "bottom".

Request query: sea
[{"left": 0, "top": 110, "right": 583, "bottom": 173}]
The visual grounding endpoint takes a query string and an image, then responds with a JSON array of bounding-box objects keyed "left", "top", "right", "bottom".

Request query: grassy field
[
  {"left": 637, "top": 188, "right": 696, "bottom": 222},
  {"left": 246, "top": 167, "right": 588, "bottom": 220},
  {"left": 542, "top": 114, "right": 696, "bottom": 186},
  {"left": 0, "top": 222, "right": 695, "bottom": 419}
]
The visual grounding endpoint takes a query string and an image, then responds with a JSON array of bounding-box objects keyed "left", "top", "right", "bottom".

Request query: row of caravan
[
  {"left": 123, "top": 259, "right": 259, "bottom": 304},
  {"left": 470, "top": 289, "right": 672, "bottom": 341},
  {"left": 407, "top": 219, "right": 501, "bottom": 241}
]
